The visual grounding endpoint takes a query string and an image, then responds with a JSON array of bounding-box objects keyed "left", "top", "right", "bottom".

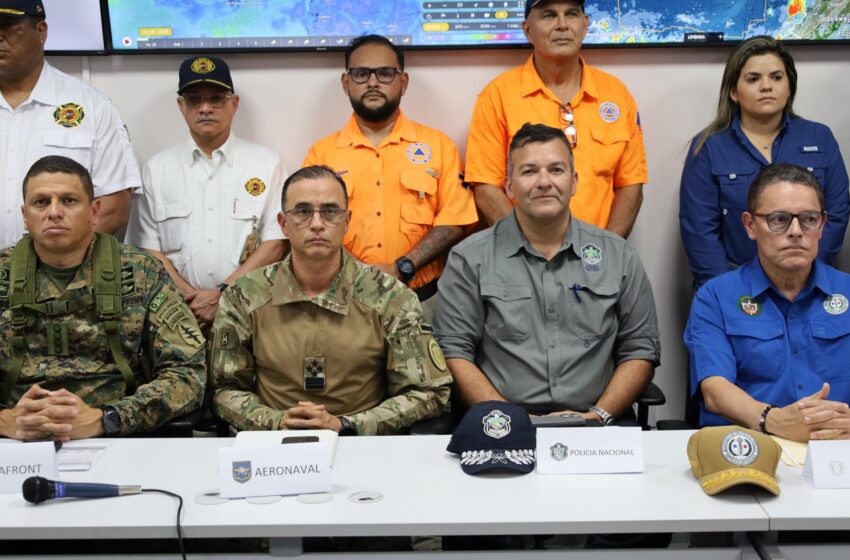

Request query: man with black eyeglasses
[
  {"left": 0, "top": 0, "right": 140, "bottom": 248},
  {"left": 685, "top": 164, "right": 850, "bottom": 443},
  {"left": 208, "top": 165, "right": 451, "bottom": 435},
  {"left": 126, "top": 56, "right": 287, "bottom": 331},
  {"left": 303, "top": 34, "right": 477, "bottom": 320}
]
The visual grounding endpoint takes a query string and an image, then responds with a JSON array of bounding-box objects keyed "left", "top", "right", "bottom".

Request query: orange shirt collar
[
  {"left": 335, "top": 111, "right": 418, "bottom": 148},
  {"left": 521, "top": 55, "right": 599, "bottom": 103}
]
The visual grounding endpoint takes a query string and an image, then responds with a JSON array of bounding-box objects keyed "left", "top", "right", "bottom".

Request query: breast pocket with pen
[{"left": 568, "top": 283, "right": 619, "bottom": 340}]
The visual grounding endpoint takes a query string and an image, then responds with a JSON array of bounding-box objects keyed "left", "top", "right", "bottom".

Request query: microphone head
[{"left": 22, "top": 476, "right": 52, "bottom": 504}]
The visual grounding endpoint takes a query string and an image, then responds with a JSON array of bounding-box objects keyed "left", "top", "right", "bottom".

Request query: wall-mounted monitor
[
  {"left": 106, "top": 1, "right": 850, "bottom": 53},
  {"left": 44, "top": 0, "right": 108, "bottom": 55}
]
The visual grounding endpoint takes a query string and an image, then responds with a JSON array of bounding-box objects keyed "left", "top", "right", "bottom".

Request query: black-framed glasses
[
  {"left": 560, "top": 103, "right": 577, "bottom": 148},
  {"left": 180, "top": 93, "right": 233, "bottom": 108},
  {"left": 283, "top": 206, "right": 347, "bottom": 225},
  {"left": 347, "top": 67, "right": 402, "bottom": 84},
  {"left": 752, "top": 211, "right": 826, "bottom": 233}
]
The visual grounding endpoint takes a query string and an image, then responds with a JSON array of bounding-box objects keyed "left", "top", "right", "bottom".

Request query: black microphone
[{"left": 22, "top": 476, "right": 142, "bottom": 504}]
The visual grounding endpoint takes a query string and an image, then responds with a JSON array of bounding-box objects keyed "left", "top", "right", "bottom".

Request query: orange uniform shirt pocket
[
  {"left": 399, "top": 169, "right": 437, "bottom": 234},
  {"left": 587, "top": 126, "right": 630, "bottom": 179}
]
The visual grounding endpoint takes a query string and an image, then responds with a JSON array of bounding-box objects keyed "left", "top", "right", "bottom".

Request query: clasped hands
[{"left": 1, "top": 384, "right": 103, "bottom": 441}]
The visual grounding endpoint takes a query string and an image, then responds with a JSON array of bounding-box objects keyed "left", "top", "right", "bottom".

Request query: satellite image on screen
[{"left": 107, "top": 0, "right": 850, "bottom": 51}]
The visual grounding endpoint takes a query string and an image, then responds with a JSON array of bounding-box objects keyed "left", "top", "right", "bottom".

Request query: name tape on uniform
[
  {"left": 0, "top": 442, "right": 58, "bottom": 494},
  {"left": 803, "top": 440, "right": 850, "bottom": 489},
  {"left": 218, "top": 442, "right": 332, "bottom": 498},
  {"left": 536, "top": 427, "right": 644, "bottom": 474}
]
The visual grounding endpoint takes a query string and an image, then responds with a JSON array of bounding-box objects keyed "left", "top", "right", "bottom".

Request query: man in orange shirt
[
  {"left": 303, "top": 35, "right": 477, "bottom": 313},
  {"left": 466, "top": 0, "right": 647, "bottom": 235}
]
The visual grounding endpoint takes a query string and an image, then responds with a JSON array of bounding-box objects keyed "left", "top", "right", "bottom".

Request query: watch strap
[{"left": 589, "top": 405, "right": 615, "bottom": 426}]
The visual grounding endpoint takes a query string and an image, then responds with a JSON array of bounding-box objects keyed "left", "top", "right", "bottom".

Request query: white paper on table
[{"left": 57, "top": 441, "right": 111, "bottom": 472}]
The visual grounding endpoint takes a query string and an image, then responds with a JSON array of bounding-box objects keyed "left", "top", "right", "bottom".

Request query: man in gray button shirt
[{"left": 434, "top": 123, "right": 660, "bottom": 424}]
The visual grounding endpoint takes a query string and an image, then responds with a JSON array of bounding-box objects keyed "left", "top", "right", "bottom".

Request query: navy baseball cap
[
  {"left": 447, "top": 401, "right": 536, "bottom": 475},
  {"left": 177, "top": 56, "right": 234, "bottom": 94},
  {"left": 525, "top": 0, "right": 585, "bottom": 19},
  {"left": 0, "top": 0, "right": 45, "bottom": 18}
]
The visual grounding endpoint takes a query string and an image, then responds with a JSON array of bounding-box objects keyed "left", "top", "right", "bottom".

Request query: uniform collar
[
  {"left": 501, "top": 210, "right": 573, "bottom": 259},
  {"left": 271, "top": 250, "right": 356, "bottom": 316},
  {"left": 38, "top": 235, "right": 96, "bottom": 301},
  {"left": 335, "top": 110, "right": 417, "bottom": 148},
  {"left": 731, "top": 112, "right": 791, "bottom": 144},
  {"left": 186, "top": 133, "right": 236, "bottom": 167},
  {"left": 748, "top": 255, "right": 830, "bottom": 299},
  {"left": 14, "top": 61, "right": 59, "bottom": 108},
  {"left": 520, "top": 55, "right": 596, "bottom": 103}
]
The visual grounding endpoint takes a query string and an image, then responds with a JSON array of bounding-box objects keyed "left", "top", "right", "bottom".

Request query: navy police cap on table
[
  {"left": 447, "top": 401, "right": 537, "bottom": 475},
  {"left": 177, "top": 56, "right": 234, "bottom": 95},
  {"left": 0, "top": 0, "right": 45, "bottom": 18},
  {"left": 525, "top": 0, "right": 585, "bottom": 19}
]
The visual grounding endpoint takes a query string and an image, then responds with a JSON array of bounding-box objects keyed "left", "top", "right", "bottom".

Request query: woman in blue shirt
[{"left": 679, "top": 36, "right": 849, "bottom": 288}]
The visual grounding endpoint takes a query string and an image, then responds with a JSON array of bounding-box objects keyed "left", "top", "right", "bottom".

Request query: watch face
[
  {"left": 103, "top": 409, "right": 121, "bottom": 435},
  {"left": 396, "top": 258, "right": 415, "bottom": 277}
]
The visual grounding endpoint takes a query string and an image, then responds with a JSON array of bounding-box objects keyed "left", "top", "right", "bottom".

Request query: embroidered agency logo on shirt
[
  {"left": 53, "top": 103, "right": 85, "bottom": 128},
  {"left": 823, "top": 294, "right": 849, "bottom": 315},
  {"left": 599, "top": 101, "right": 620, "bottom": 123},
  {"left": 244, "top": 178, "right": 266, "bottom": 196},
  {"left": 406, "top": 143, "right": 432, "bottom": 164},
  {"left": 738, "top": 296, "right": 761, "bottom": 316}
]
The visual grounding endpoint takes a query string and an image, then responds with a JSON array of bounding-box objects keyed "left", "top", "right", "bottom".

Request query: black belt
[{"left": 413, "top": 279, "right": 439, "bottom": 301}]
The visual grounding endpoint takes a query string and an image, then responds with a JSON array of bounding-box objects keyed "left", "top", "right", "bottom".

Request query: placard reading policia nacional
[{"left": 107, "top": 0, "right": 850, "bottom": 53}]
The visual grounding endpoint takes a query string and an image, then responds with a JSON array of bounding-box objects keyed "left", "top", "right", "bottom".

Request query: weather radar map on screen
[{"left": 107, "top": 1, "right": 850, "bottom": 51}]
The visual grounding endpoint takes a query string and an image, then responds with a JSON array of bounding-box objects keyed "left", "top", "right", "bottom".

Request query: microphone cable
[{"left": 141, "top": 488, "right": 186, "bottom": 560}]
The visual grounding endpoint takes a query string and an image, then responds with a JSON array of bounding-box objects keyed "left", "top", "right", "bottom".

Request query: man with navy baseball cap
[
  {"left": 0, "top": 0, "right": 141, "bottom": 248},
  {"left": 126, "top": 56, "right": 287, "bottom": 330}
]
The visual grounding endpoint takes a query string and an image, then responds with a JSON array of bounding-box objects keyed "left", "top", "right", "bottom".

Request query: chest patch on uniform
[
  {"left": 428, "top": 339, "right": 447, "bottom": 371},
  {"left": 244, "top": 177, "right": 266, "bottom": 196},
  {"left": 303, "top": 356, "right": 327, "bottom": 391},
  {"left": 406, "top": 143, "right": 432, "bottom": 164},
  {"left": 823, "top": 294, "right": 849, "bottom": 315},
  {"left": 738, "top": 296, "right": 761, "bottom": 317},
  {"left": 580, "top": 243, "right": 602, "bottom": 266},
  {"left": 53, "top": 103, "right": 85, "bottom": 128},
  {"left": 120, "top": 265, "right": 136, "bottom": 297},
  {"left": 599, "top": 101, "right": 620, "bottom": 123}
]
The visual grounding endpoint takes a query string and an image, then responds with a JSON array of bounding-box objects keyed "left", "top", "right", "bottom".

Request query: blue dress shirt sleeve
[
  {"left": 679, "top": 137, "right": 731, "bottom": 287},
  {"left": 815, "top": 129, "right": 850, "bottom": 266}
]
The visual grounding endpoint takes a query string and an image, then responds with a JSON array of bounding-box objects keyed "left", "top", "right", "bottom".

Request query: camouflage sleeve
[
  {"left": 208, "top": 282, "right": 283, "bottom": 431},
  {"left": 114, "top": 268, "right": 206, "bottom": 435},
  {"left": 348, "top": 287, "right": 452, "bottom": 435}
]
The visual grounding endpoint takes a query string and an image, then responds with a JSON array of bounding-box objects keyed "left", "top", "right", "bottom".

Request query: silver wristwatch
[{"left": 589, "top": 405, "right": 615, "bottom": 426}]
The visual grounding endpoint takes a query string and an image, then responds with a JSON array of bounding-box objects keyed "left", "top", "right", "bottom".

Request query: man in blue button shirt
[{"left": 685, "top": 164, "right": 850, "bottom": 442}]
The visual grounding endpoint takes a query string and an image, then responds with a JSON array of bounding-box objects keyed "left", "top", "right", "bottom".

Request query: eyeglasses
[
  {"left": 347, "top": 67, "right": 402, "bottom": 84},
  {"left": 560, "top": 104, "right": 577, "bottom": 148},
  {"left": 283, "top": 206, "right": 347, "bottom": 225},
  {"left": 752, "top": 211, "right": 826, "bottom": 233},
  {"left": 180, "top": 93, "right": 233, "bottom": 108}
]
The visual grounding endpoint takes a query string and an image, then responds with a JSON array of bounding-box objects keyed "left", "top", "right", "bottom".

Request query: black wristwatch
[
  {"left": 339, "top": 416, "right": 357, "bottom": 436},
  {"left": 217, "top": 282, "right": 229, "bottom": 293},
  {"left": 101, "top": 406, "right": 122, "bottom": 436},
  {"left": 395, "top": 257, "right": 416, "bottom": 284}
]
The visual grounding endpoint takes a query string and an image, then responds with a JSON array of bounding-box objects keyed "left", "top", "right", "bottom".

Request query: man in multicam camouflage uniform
[
  {"left": 0, "top": 155, "right": 206, "bottom": 441},
  {"left": 208, "top": 164, "right": 451, "bottom": 435}
]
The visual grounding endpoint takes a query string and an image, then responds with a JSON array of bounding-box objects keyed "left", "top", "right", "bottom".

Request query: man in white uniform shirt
[
  {"left": 0, "top": 0, "right": 140, "bottom": 248},
  {"left": 126, "top": 56, "right": 287, "bottom": 330}
]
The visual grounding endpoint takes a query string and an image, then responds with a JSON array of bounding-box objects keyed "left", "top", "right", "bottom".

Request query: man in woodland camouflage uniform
[
  {"left": 209, "top": 165, "right": 451, "bottom": 435},
  {"left": 0, "top": 156, "right": 206, "bottom": 441}
]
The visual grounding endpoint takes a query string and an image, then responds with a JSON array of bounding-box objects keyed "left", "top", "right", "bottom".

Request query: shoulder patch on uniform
[
  {"left": 0, "top": 266, "right": 9, "bottom": 302},
  {"left": 149, "top": 291, "right": 168, "bottom": 312},
  {"left": 428, "top": 339, "right": 447, "bottom": 371},
  {"left": 156, "top": 297, "right": 189, "bottom": 330},
  {"left": 177, "top": 321, "right": 204, "bottom": 348}
]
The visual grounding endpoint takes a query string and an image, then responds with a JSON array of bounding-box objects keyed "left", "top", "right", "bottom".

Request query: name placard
[
  {"left": 0, "top": 442, "right": 59, "bottom": 494},
  {"left": 536, "top": 427, "right": 644, "bottom": 474},
  {"left": 218, "top": 442, "right": 332, "bottom": 498},
  {"left": 803, "top": 440, "right": 850, "bottom": 489}
]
